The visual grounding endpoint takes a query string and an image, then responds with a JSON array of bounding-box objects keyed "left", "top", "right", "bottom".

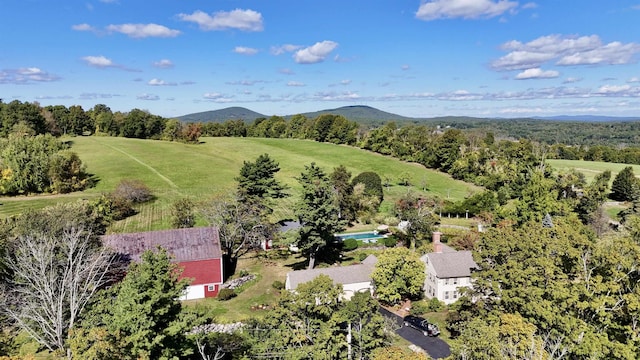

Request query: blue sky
[{"left": 2, "top": 0, "right": 640, "bottom": 118}]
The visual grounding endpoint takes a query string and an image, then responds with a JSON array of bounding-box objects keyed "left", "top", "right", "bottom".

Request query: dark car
[{"left": 403, "top": 315, "right": 440, "bottom": 336}]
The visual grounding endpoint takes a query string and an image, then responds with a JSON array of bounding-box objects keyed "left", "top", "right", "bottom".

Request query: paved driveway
[{"left": 379, "top": 307, "right": 452, "bottom": 359}]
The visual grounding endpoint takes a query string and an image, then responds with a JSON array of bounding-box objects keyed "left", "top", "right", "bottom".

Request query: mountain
[
  {"left": 294, "top": 105, "right": 416, "bottom": 124},
  {"left": 177, "top": 105, "right": 417, "bottom": 124},
  {"left": 177, "top": 107, "right": 266, "bottom": 123},
  {"left": 533, "top": 115, "right": 640, "bottom": 122}
]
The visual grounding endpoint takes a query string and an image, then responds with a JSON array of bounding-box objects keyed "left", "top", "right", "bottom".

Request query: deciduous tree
[{"left": 371, "top": 247, "right": 425, "bottom": 304}]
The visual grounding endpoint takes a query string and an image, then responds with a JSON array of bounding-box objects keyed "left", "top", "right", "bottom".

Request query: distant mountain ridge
[{"left": 177, "top": 105, "right": 639, "bottom": 124}]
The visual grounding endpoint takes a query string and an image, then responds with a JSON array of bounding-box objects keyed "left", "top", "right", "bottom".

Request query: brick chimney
[{"left": 432, "top": 231, "right": 442, "bottom": 253}]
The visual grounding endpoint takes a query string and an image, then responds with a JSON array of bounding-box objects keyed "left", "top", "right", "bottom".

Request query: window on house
[
  {"left": 444, "top": 291, "right": 449, "bottom": 299},
  {"left": 454, "top": 291, "right": 458, "bottom": 299},
  {"left": 207, "top": 285, "right": 215, "bottom": 292},
  {"left": 453, "top": 278, "right": 458, "bottom": 285},
  {"left": 444, "top": 278, "right": 449, "bottom": 285}
]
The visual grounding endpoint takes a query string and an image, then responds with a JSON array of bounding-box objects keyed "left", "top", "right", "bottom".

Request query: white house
[
  {"left": 421, "top": 232, "right": 477, "bottom": 305},
  {"left": 285, "top": 255, "right": 377, "bottom": 300}
]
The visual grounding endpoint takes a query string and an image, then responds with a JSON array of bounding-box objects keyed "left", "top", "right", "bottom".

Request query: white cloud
[
  {"left": 522, "top": 2, "right": 538, "bottom": 9},
  {"left": 313, "top": 91, "right": 360, "bottom": 101},
  {"left": 597, "top": 84, "right": 632, "bottom": 94},
  {"left": 279, "top": 68, "right": 295, "bottom": 75},
  {"left": 106, "top": 23, "right": 180, "bottom": 38},
  {"left": 493, "top": 34, "right": 640, "bottom": 70},
  {"left": 82, "top": 55, "right": 115, "bottom": 68},
  {"left": 153, "top": 59, "right": 174, "bottom": 68},
  {"left": 178, "top": 9, "right": 263, "bottom": 32},
  {"left": 556, "top": 41, "right": 640, "bottom": 65},
  {"left": 148, "top": 78, "right": 176, "bottom": 86},
  {"left": 416, "top": 0, "right": 518, "bottom": 21},
  {"left": 287, "top": 81, "right": 305, "bottom": 87},
  {"left": 271, "top": 44, "right": 302, "bottom": 55},
  {"left": 515, "top": 68, "right": 560, "bottom": 79},
  {"left": 0, "top": 67, "right": 60, "bottom": 84},
  {"left": 234, "top": 46, "right": 259, "bottom": 55},
  {"left": 401, "top": 64, "right": 411, "bottom": 70},
  {"left": 340, "top": 79, "right": 352, "bottom": 85},
  {"left": 563, "top": 77, "right": 582, "bottom": 84},
  {"left": 71, "top": 23, "right": 95, "bottom": 32},
  {"left": 137, "top": 93, "right": 160, "bottom": 100},
  {"left": 203, "top": 92, "right": 235, "bottom": 102},
  {"left": 628, "top": 77, "right": 640, "bottom": 83},
  {"left": 293, "top": 41, "right": 338, "bottom": 64}
]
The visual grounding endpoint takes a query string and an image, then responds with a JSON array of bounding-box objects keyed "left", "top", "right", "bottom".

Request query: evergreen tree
[
  {"left": 235, "top": 153, "right": 288, "bottom": 212},
  {"left": 611, "top": 166, "right": 639, "bottom": 201},
  {"left": 74, "top": 248, "right": 191, "bottom": 360},
  {"left": 295, "top": 163, "right": 346, "bottom": 269},
  {"left": 330, "top": 165, "right": 357, "bottom": 222}
]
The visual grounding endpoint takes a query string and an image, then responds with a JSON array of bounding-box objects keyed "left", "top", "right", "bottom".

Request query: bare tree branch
[{"left": 2, "top": 228, "right": 114, "bottom": 353}]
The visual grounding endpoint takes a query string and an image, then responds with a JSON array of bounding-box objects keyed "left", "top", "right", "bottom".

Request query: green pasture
[
  {"left": 0, "top": 136, "right": 479, "bottom": 232},
  {"left": 548, "top": 159, "right": 640, "bottom": 183}
]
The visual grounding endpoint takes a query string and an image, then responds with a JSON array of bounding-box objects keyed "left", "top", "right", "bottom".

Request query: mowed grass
[
  {"left": 0, "top": 136, "right": 479, "bottom": 232},
  {"left": 548, "top": 159, "right": 640, "bottom": 183}
]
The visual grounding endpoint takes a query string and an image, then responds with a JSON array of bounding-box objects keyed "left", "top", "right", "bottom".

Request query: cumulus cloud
[
  {"left": 628, "top": 77, "right": 640, "bottom": 83},
  {"left": 178, "top": 9, "right": 263, "bottom": 31},
  {"left": 79, "top": 93, "right": 120, "bottom": 100},
  {"left": 203, "top": 92, "right": 235, "bottom": 102},
  {"left": 153, "top": 59, "right": 174, "bottom": 68},
  {"left": 515, "top": 68, "right": 560, "bottom": 79},
  {"left": 148, "top": 78, "right": 176, "bottom": 86},
  {"left": 401, "top": 64, "right": 411, "bottom": 70},
  {"left": 313, "top": 91, "right": 360, "bottom": 101},
  {"left": 82, "top": 55, "right": 116, "bottom": 68},
  {"left": 416, "top": 0, "right": 518, "bottom": 20},
  {"left": 106, "top": 23, "right": 180, "bottom": 38},
  {"left": 287, "top": 81, "right": 305, "bottom": 87},
  {"left": 0, "top": 67, "right": 60, "bottom": 84},
  {"left": 492, "top": 34, "right": 640, "bottom": 70},
  {"left": 597, "top": 84, "right": 632, "bottom": 94},
  {"left": 234, "top": 46, "right": 259, "bottom": 55},
  {"left": 271, "top": 44, "right": 302, "bottom": 55},
  {"left": 137, "top": 93, "right": 160, "bottom": 100},
  {"left": 293, "top": 41, "right": 338, "bottom": 64}
]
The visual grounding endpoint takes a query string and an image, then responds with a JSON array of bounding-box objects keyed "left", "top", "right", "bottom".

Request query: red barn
[{"left": 102, "top": 227, "right": 223, "bottom": 300}]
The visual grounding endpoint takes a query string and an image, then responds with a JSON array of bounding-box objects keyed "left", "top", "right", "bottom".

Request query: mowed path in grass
[{"left": 0, "top": 136, "right": 479, "bottom": 232}]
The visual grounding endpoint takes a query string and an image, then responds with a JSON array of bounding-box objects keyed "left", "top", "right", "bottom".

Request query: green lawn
[
  {"left": 548, "top": 159, "right": 640, "bottom": 183},
  {"left": 0, "top": 136, "right": 479, "bottom": 232}
]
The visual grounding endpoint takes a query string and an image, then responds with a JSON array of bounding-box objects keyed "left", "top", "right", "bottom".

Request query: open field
[
  {"left": 548, "top": 159, "right": 640, "bottom": 183},
  {"left": 0, "top": 136, "right": 479, "bottom": 232}
]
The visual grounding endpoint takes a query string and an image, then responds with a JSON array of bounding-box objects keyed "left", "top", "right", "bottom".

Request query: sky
[{"left": 1, "top": 0, "right": 640, "bottom": 119}]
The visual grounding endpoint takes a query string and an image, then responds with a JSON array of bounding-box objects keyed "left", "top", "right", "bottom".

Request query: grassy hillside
[
  {"left": 0, "top": 136, "right": 479, "bottom": 232},
  {"left": 548, "top": 159, "right": 640, "bottom": 183}
]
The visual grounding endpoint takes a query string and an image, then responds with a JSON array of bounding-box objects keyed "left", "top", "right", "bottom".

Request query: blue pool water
[{"left": 336, "top": 231, "right": 384, "bottom": 243}]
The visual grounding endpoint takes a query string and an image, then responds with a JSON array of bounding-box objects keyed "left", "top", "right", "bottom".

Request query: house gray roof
[
  {"left": 102, "top": 227, "right": 221, "bottom": 263},
  {"left": 287, "top": 255, "right": 377, "bottom": 290},
  {"left": 423, "top": 251, "right": 477, "bottom": 278}
]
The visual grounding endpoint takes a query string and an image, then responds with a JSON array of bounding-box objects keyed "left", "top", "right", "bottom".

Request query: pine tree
[
  {"left": 611, "top": 166, "right": 639, "bottom": 201},
  {"left": 295, "top": 163, "right": 346, "bottom": 269}
]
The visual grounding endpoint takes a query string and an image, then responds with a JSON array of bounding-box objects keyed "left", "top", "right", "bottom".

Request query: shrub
[
  {"left": 272, "top": 280, "right": 285, "bottom": 290},
  {"left": 410, "top": 300, "right": 429, "bottom": 315},
  {"left": 111, "top": 179, "right": 153, "bottom": 203},
  {"left": 342, "top": 238, "right": 358, "bottom": 251},
  {"left": 217, "top": 288, "right": 236, "bottom": 301},
  {"left": 427, "top": 297, "right": 444, "bottom": 312},
  {"left": 357, "top": 252, "right": 369, "bottom": 262},
  {"left": 238, "top": 269, "right": 249, "bottom": 277},
  {"left": 383, "top": 236, "right": 397, "bottom": 247}
]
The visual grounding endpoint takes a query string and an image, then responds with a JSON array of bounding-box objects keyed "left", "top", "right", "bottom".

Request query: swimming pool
[{"left": 336, "top": 231, "right": 385, "bottom": 243}]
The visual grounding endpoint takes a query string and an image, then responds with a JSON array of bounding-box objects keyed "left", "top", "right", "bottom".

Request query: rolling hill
[
  {"left": 177, "top": 107, "right": 267, "bottom": 123},
  {"left": 0, "top": 136, "right": 479, "bottom": 232}
]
